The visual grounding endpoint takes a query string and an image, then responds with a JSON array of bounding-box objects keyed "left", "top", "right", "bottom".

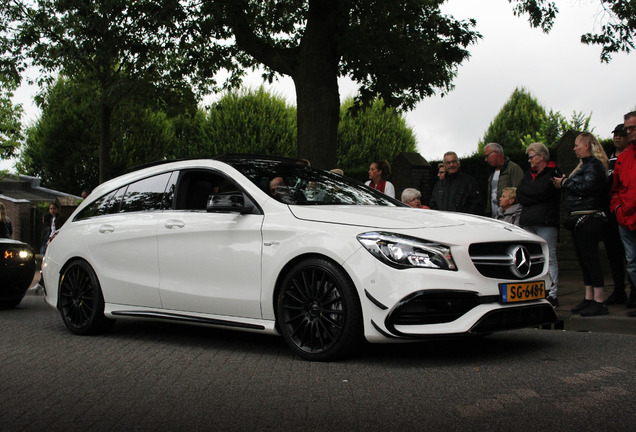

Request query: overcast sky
[{"left": 8, "top": 0, "right": 636, "bottom": 170}]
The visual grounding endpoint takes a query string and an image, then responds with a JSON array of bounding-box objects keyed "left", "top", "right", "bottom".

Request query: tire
[
  {"left": 277, "top": 258, "right": 362, "bottom": 361},
  {"left": 59, "top": 260, "right": 114, "bottom": 335},
  {"left": 0, "top": 298, "right": 23, "bottom": 309}
]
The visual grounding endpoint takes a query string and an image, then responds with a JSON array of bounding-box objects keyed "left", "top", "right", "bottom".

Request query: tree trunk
[
  {"left": 99, "top": 102, "right": 113, "bottom": 184},
  {"left": 293, "top": 60, "right": 339, "bottom": 170},
  {"left": 292, "top": 1, "right": 340, "bottom": 170}
]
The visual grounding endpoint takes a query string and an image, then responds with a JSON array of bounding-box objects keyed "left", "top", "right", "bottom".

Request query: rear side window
[
  {"left": 120, "top": 172, "right": 174, "bottom": 213},
  {"left": 74, "top": 172, "right": 175, "bottom": 221}
]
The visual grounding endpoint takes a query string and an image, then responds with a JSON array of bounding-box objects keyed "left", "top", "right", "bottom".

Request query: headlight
[
  {"left": 18, "top": 249, "right": 32, "bottom": 260},
  {"left": 357, "top": 232, "right": 457, "bottom": 270}
]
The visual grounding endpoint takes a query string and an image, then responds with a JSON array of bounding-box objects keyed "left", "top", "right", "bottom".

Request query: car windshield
[{"left": 225, "top": 159, "right": 401, "bottom": 206}]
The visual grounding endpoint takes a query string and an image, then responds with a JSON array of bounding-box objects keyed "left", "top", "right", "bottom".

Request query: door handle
[
  {"left": 164, "top": 219, "right": 185, "bottom": 229},
  {"left": 98, "top": 224, "right": 115, "bottom": 234}
]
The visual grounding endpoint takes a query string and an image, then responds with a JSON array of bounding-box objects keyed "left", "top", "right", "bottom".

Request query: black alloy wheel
[
  {"left": 59, "top": 260, "right": 114, "bottom": 335},
  {"left": 278, "top": 258, "right": 362, "bottom": 361}
]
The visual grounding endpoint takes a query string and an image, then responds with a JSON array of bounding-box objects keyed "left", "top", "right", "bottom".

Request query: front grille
[{"left": 469, "top": 242, "right": 545, "bottom": 280}]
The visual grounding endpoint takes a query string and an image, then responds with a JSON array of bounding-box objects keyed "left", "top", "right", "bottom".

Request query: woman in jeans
[
  {"left": 516, "top": 143, "right": 561, "bottom": 307},
  {"left": 553, "top": 132, "right": 609, "bottom": 316}
]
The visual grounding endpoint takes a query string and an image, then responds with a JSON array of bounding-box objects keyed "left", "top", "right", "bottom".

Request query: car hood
[{"left": 289, "top": 206, "right": 488, "bottom": 229}]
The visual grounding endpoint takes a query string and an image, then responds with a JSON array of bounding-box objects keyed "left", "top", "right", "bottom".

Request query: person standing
[
  {"left": 429, "top": 151, "right": 482, "bottom": 214},
  {"left": 554, "top": 133, "right": 609, "bottom": 316},
  {"left": 483, "top": 143, "right": 524, "bottom": 217},
  {"left": 47, "top": 202, "right": 65, "bottom": 246},
  {"left": 496, "top": 187, "right": 522, "bottom": 226},
  {"left": 365, "top": 160, "right": 395, "bottom": 198},
  {"left": 604, "top": 124, "right": 635, "bottom": 307},
  {"left": 610, "top": 111, "right": 636, "bottom": 317},
  {"left": 0, "top": 203, "right": 12, "bottom": 238},
  {"left": 436, "top": 163, "right": 446, "bottom": 181},
  {"left": 516, "top": 143, "right": 561, "bottom": 307}
]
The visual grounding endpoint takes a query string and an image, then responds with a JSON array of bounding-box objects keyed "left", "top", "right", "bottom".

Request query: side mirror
[{"left": 207, "top": 192, "right": 254, "bottom": 214}]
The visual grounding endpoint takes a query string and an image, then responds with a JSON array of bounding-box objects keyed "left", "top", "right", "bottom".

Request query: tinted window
[
  {"left": 74, "top": 172, "right": 174, "bottom": 221},
  {"left": 120, "top": 172, "right": 173, "bottom": 213},
  {"left": 74, "top": 189, "right": 121, "bottom": 221},
  {"left": 226, "top": 159, "right": 401, "bottom": 206},
  {"left": 174, "top": 170, "right": 238, "bottom": 211}
]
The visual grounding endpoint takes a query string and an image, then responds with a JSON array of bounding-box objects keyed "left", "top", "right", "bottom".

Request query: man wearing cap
[
  {"left": 605, "top": 124, "right": 635, "bottom": 306},
  {"left": 483, "top": 142, "right": 524, "bottom": 217},
  {"left": 610, "top": 112, "right": 636, "bottom": 316}
]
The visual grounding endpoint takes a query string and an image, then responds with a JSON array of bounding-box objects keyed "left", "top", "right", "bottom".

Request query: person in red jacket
[{"left": 610, "top": 111, "right": 636, "bottom": 316}]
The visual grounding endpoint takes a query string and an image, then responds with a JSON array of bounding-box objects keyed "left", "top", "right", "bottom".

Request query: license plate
[{"left": 499, "top": 281, "right": 546, "bottom": 303}]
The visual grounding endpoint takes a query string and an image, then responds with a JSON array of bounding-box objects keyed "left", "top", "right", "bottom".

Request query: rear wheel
[
  {"left": 277, "top": 258, "right": 362, "bottom": 361},
  {"left": 59, "top": 260, "right": 114, "bottom": 335},
  {"left": 0, "top": 298, "right": 22, "bottom": 309}
]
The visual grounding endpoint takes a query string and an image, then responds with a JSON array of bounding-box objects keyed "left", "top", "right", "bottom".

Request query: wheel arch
[
  {"left": 56, "top": 257, "right": 98, "bottom": 309},
  {"left": 272, "top": 252, "right": 362, "bottom": 329}
]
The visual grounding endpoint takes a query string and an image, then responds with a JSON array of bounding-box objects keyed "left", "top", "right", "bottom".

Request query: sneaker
[
  {"left": 605, "top": 290, "right": 627, "bottom": 305},
  {"left": 546, "top": 296, "right": 559, "bottom": 308},
  {"left": 579, "top": 301, "right": 609, "bottom": 316},
  {"left": 626, "top": 291, "right": 636, "bottom": 308},
  {"left": 571, "top": 299, "right": 593, "bottom": 314}
]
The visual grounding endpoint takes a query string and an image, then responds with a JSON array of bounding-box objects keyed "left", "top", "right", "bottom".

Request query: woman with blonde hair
[
  {"left": 516, "top": 142, "right": 562, "bottom": 307},
  {"left": 553, "top": 132, "right": 609, "bottom": 316},
  {"left": 0, "top": 203, "right": 13, "bottom": 238}
]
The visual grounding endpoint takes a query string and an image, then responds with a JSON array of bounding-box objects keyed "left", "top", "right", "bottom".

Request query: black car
[{"left": 0, "top": 239, "right": 36, "bottom": 308}]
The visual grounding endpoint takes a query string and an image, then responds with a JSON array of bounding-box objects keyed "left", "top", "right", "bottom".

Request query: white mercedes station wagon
[{"left": 42, "top": 156, "right": 557, "bottom": 361}]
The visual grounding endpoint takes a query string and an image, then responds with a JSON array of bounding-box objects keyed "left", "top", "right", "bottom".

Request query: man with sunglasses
[{"left": 610, "top": 112, "right": 636, "bottom": 316}]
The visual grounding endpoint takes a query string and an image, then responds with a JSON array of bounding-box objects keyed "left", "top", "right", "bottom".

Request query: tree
[
  {"left": 199, "top": 88, "right": 297, "bottom": 158},
  {"left": 184, "top": 0, "right": 633, "bottom": 169},
  {"left": 17, "top": 76, "right": 196, "bottom": 193},
  {"left": 580, "top": 0, "right": 636, "bottom": 62},
  {"left": 0, "top": 73, "right": 22, "bottom": 159},
  {"left": 184, "top": 0, "right": 481, "bottom": 169},
  {"left": 2, "top": 0, "right": 204, "bottom": 183},
  {"left": 478, "top": 87, "right": 547, "bottom": 154},
  {"left": 521, "top": 110, "right": 593, "bottom": 149},
  {"left": 338, "top": 98, "right": 417, "bottom": 175}
]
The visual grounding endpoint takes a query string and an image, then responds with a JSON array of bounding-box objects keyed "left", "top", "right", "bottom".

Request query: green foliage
[
  {"left": 478, "top": 88, "right": 547, "bottom": 154},
  {"left": 203, "top": 88, "right": 297, "bottom": 158},
  {"left": 3, "top": 0, "right": 205, "bottom": 182},
  {"left": 520, "top": 110, "right": 593, "bottom": 149},
  {"left": 183, "top": 0, "right": 481, "bottom": 168},
  {"left": 17, "top": 76, "right": 199, "bottom": 193},
  {"left": 580, "top": 0, "right": 636, "bottom": 62},
  {"left": 0, "top": 74, "right": 23, "bottom": 159},
  {"left": 18, "top": 81, "right": 419, "bottom": 192},
  {"left": 338, "top": 98, "right": 417, "bottom": 174},
  {"left": 17, "top": 78, "right": 101, "bottom": 193}
]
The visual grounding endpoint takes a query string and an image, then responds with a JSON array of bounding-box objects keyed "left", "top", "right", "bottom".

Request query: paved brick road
[{"left": 1, "top": 295, "right": 635, "bottom": 432}]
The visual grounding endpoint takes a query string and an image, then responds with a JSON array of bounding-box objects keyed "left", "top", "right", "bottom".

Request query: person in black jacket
[
  {"left": 516, "top": 142, "right": 561, "bottom": 307},
  {"left": 0, "top": 203, "right": 12, "bottom": 238},
  {"left": 554, "top": 132, "right": 609, "bottom": 316},
  {"left": 429, "top": 152, "right": 482, "bottom": 215}
]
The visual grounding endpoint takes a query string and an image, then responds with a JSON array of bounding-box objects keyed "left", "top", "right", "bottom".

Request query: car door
[
  {"left": 156, "top": 169, "right": 264, "bottom": 318},
  {"left": 83, "top": 172, "right": 175, "bottom": 308}
]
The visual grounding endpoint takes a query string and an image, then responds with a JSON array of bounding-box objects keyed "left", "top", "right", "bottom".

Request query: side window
[
  {"left": 74, "top": 188, "right": 123, "bottom": 221},
  {"left": 120, "top": 172, "right": 173, "bottom": 213},
  {"left": 174, "top": 170, "right": 237, "bottom": 211},
  {"left": 73, "top": 172, "right": 175, "bottom": 221}
]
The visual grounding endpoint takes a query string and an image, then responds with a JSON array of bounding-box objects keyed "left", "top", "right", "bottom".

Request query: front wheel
[
  {"left": 59, "top": 260, "right": 114, "bottom": 335},
  {"left": 277, "top": 258, "right": 362, "bottom": 361}
]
